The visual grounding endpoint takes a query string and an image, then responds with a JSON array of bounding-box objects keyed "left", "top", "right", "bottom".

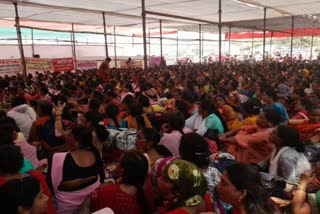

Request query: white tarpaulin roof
[{"left": 0, "top": 0, "right": 320, "bottom": 34}]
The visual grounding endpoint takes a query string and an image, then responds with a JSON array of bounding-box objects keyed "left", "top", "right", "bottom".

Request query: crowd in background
[{"left": 1, "top": 57, "right": 320, "bottom": 214}]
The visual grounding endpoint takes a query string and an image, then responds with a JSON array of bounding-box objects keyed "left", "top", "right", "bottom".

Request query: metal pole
[
  {"left": 270, "top": 32, "right": 273, "bottom": 57},
  {"left": 148, "top": 28, "right": 151, "bottom": 66},
  {"left": 218, "top": 0, "right": 222, "bottom": 64},
  {"left": 31, "top": 28, "right": 35, "bottom": 57},
  {"left": 114, "top": 26, "right": 117, "bottom": 68},
  {"left": 290, "top": 16, "right": 294, "bottom": 58},
  {"left": 176, "top": 31, "right": 179, "bottom": 61},
  {"left": 160, "top": 20, "right": 163, "bottom": 62},
  {"left": 71, "top": 23, "right": 77, "bottom": 71},
  {"left": 141, "top": 0, "right": 148, "bottom": 70},
  {"left": 199, "top": 24, "right": 201, "bottom": 63},
  {"left": 263, "top": 7, "right": 267, "bottom": 63},
  {"left": 14, "top": 2, "right": 27, "bottom": 80},
  {"left": 102, "top": 12, "right": 109, "bottom": 58},
  {"left": 310, "top": 20, "right": 315, "bottom": 60},
  {"left": 228, "top": 26, "right": 231, "bottom": 54},
  {"left": 251, "top": 29, "right": 254, "bottom": 55},
  {"left": 202, "top": 32, "right": 204, "bottom": 62}
]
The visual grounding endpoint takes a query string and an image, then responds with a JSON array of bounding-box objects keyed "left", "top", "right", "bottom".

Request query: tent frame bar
[
  {"left": 13, "top": 2, "right": 27, "bottom": 81},
  {"left": 102, "top": 12, "right": 109, "bottom": 58}
]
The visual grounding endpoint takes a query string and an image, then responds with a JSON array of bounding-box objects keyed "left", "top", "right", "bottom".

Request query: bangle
[
  {"left": 296, "top": 184, "right": 306, "bottom": 192},
  {"left": 313, "top": 177, "right": 320, "bottom": 188}
]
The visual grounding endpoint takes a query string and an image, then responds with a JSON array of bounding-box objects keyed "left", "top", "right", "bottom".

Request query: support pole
[
  {"left": 228, "top": 26, "right": 231, "bottom": 54},
  {"left": 148, "top": 28, "right": 151, "bottom": 66},
  {"left": 14, "top": 2, "right": 27, "bottom": 80},
  {"left": 31, "top": 28, "right": 35, "bottom": 57},
  {"left": 160, "top": 20, "right": 163, "bottom": 63},
  {"left": 102, "top": 12, "right": 109, "bottom": 58},
  {"left": 218, "top": 0, "right": 222, "bottom": 64},
  {"left": 263, "top": 7, "right": 267, "bottom": 63},
  {"left": 141, "top": 0, "right": 148, "bottom": 70},
  {"left": 202, "top": 32, "right": 204, "bottom": 62},
  {"left": 310, "top": 20, "right": 315, "bottom": 60},
  {"left": 290, "top": 16, "right": 294, "bottom": 59},
  {"left": 176, "top": 31, "right": 179, "bottom": 61},
  {"left": 199, "top": 24, "right": 201, "bottom": 63},
  {"left": 114, "top": 26, "right": 117, "bottom": 68},
  {"left": 71, "top": 23, "right": 77, "bottom": 71},
  {"left": 251, "top": 29, "right": 254, "bottom": 56},
  {"left": 270, "top": 32, "right": 273, "bottom": 57}
]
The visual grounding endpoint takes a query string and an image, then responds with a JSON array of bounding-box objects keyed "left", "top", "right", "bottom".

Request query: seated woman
[
  {"left": 179, "top": 133, "right": 223, "bottom": 214},
  {"left": 268, "top": 125, "right": 311, "bottom": 184},
  {"left": 135, "top": 128, "right": 171, "bottom": 172},
  {"left": 217, "top": 163, "right": 276, "bottom": 214},
  {"left": 28, "top": 100, "right": 67, "bottom": 158},
  {"left": 291, "top": 165, "right": 320, "bottom": 214},
  {"left": 0, "top": 176, "right": 49, "bottom": 214},
  {"left": 155, "top": 159, "right": 213, "bottom": 213},
  {"left": 159, "top": 111, "right": 190, "bottom": 157},
  {"left": 197, "top": 98, "right": 228, "bottom": 136},
  {"left": 186, "top": 98, "right": 227, "bottom": 136},
  {"left": 91, "top": 151, "right": 152, "bottom": 214},
  {"left": 126, "top": 103, "right": 152, "bottom": 130},
  {"left": 47, "top": 126, "right": 104, "bottom": 214},
  {"left": 0, "top": 144, "right": 56, "bottom": 214},
  {"left": 294, "top": 106, "right": 320, "bottom": 143},
  {"left": 105, "top": 103, "right": 127, "bottom": 129},
  {"left": 240, "top": 98, "right": 262, "bottom": 127},
  {"left": 216, "top": 95, "right": 240, "bottom": 130},
  {"left": 220, "top": 108, "right": 281, "bottom": 164},
  {"left": 259, "top": 88, "right": 289, "bottom": 123},
  {"left": 0, "top": 117, "right": 47, "bottom": 169},
  {"left": 141, "top": 83, "right": 161, "bottom": 106},
  {"left": 55, "top": 101, "right": 110, "bottom": 153}
]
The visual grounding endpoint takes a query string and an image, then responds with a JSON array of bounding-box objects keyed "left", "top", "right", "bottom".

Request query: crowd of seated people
[{"left": 1, "top": 57, "right": 320, "bottom": 213}]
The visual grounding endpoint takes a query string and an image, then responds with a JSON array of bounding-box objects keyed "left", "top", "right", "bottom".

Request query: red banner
[
  {"left": 52, "top": 58, "right": 74, "bottom": 72},
  {"left": 225, "top": 28, "right": 320, "bottom": 40},
  {"left": 76, "top": 60, "right": 97, "bottom": 70}
]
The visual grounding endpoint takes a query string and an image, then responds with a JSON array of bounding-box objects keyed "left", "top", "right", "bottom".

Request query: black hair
[
  {"left": 124, "top": 83, "right": 134, "bottom": 93},
  {"left": 174, "top": 100, "right": 191, "bottom": 119},
  {"left": 84, "top": 111, "right": 109, "bottom": 142},
  {"left": 0, "top": 110, "right": 6, "bottom": 119},
  {"left": 142, "top": 128, "right": 160, "bottom": 148},
  {"left": 120, "top": 151, "right": 149, "bottom": 214},
  {"left": 182, "top": 91, "right": 198, "bottom": 103},
  {"left": 168, "top": 111, "right": 185, "bottom": 135},
  {"left": 89, "top": 98, "right": 102, "bottom": 112},
  {"left": 105, "top": 104, "right": 120, "bottom": 128},
  {"left": 0, "top": 116, "right": 20, "bottom": 132},
  {"left": 11, "top": 96, "right": 26, "bottom": 107},
  {"left": 122, "top": 94, "right": 135, "bottom": 105},
  {"left": 37, "top": 100, "right": 53, "bottom": 117},
  {"left": 0, "top": 144, "right": 24, "bottom": 175},
  {"left": 277, "top": 125, "right": 305, "bottom": 152},
  {"left": 241, "top": 98, "right": 262, "bottom": 115},
  {"left": 199, "top": 98, "right": 229, "bottom": 132},
  {"left": 0, "top": 117, "right": 15, "bottom": 145},
  {"left": 138, "top": 95, "right": 151, "bottom": 108},
  {"left": 71, "top": 126, "right": 105, "bottom": 182},
  {"left": 0, "top": 176, "right": 41, "bottom": 214},
  {"left": 262, "top": 108, "right": 282, "bottom": 126},
  {"left": 226, "top": 163, "right": 275, "bottom": 214},
  {"left": 179, "top": 133, "right": 211, "bottom": 168},
  {"left": 128, "top": 103, "right": 146, "bottom": 129}
]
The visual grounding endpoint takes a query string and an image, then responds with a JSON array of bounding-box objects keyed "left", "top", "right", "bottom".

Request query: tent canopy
[{"left": 0, "top": 0, "right": 320, "bottom": 34}]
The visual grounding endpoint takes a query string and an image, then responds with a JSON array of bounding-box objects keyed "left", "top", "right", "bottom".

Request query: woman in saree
[
  {"left": 219, "top": 108, "right": 281, "bottom": 164},
  {"left": 294, "top": 106, "right": 320, "bottom": 143}
]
